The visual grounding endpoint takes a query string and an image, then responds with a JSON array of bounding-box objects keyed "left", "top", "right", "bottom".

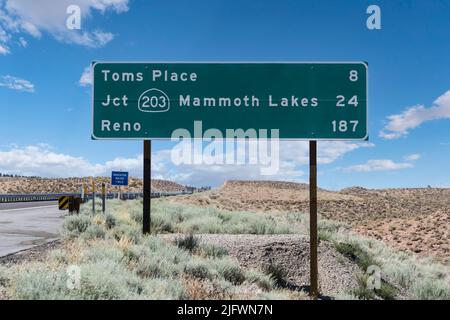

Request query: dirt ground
[{"left": 170, "top": 180, "right": 450, "bottom": 262}]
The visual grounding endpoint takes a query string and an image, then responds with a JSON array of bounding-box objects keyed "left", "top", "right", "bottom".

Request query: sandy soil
[{"left": 170, "top": 180, "right": 450, "bottom": 262}]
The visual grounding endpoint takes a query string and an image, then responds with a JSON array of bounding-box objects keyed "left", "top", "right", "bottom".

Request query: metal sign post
[
  {"left": 309, "top": 141, "right": 318, "bottom": 299},
  {"left": 92, "top": 178, "right": 96, "bottom": 213},
  {"left": 143, "top": 140, "right": 151, "bottom": 234},
  {"left": 102, "top": 183, "right": 106, "bottom": 213}
]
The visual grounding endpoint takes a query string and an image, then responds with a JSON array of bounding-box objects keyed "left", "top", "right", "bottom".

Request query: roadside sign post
[
  {"left": 102, "top": 183, "right": 106, "bottom": 213},
  {"left": 92, "top": 178, "right": 96, "bottom": 213},
  {"left": 83, "top": 183, "right": 88, "bottom": 203},
  {"left": 92, "top": 61, "right": 368, "bottom": 298},
  {"left": 309, "top": 141, "right": 318, "bottom": 299},
  {"left": 143, "top": 140, "right": 151, "bottom": 234}
]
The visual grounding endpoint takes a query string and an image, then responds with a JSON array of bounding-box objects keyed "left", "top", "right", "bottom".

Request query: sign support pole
[
  {"left": 143, "top": 140, "right": 151, "bottom": 234},
  {"left": 102, "top": 183, "right": 106, "bottom": 213},
  {"left": 92, "top": 178, "right": 96, "bottom": 213},
  {"left": 309, "top": 140, "right": 318, "bottom": 299}
]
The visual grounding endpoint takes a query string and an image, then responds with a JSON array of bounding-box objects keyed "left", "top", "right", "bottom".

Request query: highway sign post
[{"left": 92, "top": 61, "right": 369, "bottom": 299}]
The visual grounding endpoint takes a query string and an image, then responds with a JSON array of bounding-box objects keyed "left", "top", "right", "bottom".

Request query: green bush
[
  {"left": 183, "top": 261, "right": 213, "bottom": 280},
  {"left": 105, "top": 214, "right": 116, "bottom": 230},
  {"left": 112, "top": 224, "right": 141, "bottom": 243},
  {"left": 84, "top": 242, "right": 124, "bottom": 263},
  {"left": 77, "top": 260, "right": 141, "bottom": 299},
  {"left": 140, "top": 278, "right": 186, "bottom": 300},
  {"left": 11, "top": 264, "right": 67, "bottom": 299},
  {"left": 175, "top": 234, "right": 199, "bottom": 252},
  {"left": 198, "top": 244, "right": 228, "bottom": 258},
  {"left": 63, "top": 215, "right": 91, "bottom": 237},
  {"left": 263, "top": 262, "right": 288, "bottom": 288},
  {"left": 214, "top": 259, "right": 245, "bottom": 285},
  {"left": 245, "top": 270, "right": 275, "bottom": 291},
  {"left": 334, "top": 241, "right": 379, "bottom": 271},
  {"left": 82, "top": 224, "right": 106, "bottom": 240},
  {"left": 49, "top": 249, "right": 69, "bottom": 264}
]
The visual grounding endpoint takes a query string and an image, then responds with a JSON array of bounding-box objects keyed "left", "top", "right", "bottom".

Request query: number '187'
[{"left": 332, "top": 120, "right": 358, "bottom": 132}]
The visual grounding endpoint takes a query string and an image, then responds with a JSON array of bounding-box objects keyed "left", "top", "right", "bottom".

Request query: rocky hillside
[{"left": 0, "top": 177, "right": 187, "bottom": 194}]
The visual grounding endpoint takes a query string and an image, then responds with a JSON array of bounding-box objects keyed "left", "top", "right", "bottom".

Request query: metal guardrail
[
  {"left": 0, "top": 193, "right": 78, "bottom": 203},
  {"left": 0, "top": 190, "right": 192, "bottom": 203}
]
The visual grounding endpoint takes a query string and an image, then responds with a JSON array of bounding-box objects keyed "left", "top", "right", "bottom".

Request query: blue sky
[{"left": 0, "top": 0, "right": 449, "bottom": 189}]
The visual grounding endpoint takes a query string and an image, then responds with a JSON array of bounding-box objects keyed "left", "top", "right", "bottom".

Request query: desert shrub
[
  {"left": 197, "top": 243, "right": 228, "bottom": 258},
  {"left": 213, "top": 259, "right": 245, "bottom": 285},
  {"left": 263, "top": 262, "right": 288, "bottom": 288},
  {"left": 105, "top": 214, "right": 116, "bottom": 230},
  {"left": 183, "top": 261, "right": 213, "bottom": 280},
  {"left": 134, "top": 255, "right": 182, "bottom": 278},
  {"left": 142, "top": 236, "right": 191, "bottom": 265},
  {"left": 329, "top": 231, "right": 450, "bottom": 300},
  {"left": 82, "top": 224, "right": 105, "bottom": 240},
  {"left": 151, "top": 214, "right": 174, "bottom": 233},
  {"left": 245, "top": 270, "right": 275, "bottom": 291},
  {"left": 112, "top": 224, "right": 141, "bottom": 243},
  {"left": 139, "top": 278, "right": 186, "bottom": 300},
  {"left": 258, "top": 290, "right": 291, "bottom": 300},
  {"left": 129, "top": 207, "right": 143, "bottom": 224},
  {"left": 76, "top": 260, "right": 141, "bottom": 300},
  {"left": 179, "top": 215, "right": 223, "bottom": 234},
  {"left": 334, "top": 242, "right": 378, "bottom": 271},
  {"left": 0, "top": 265, "right": 11, "bottom": 288},
  {"left": 84, "top": 242, "right": 124, "bottom": 263},
  {"left": 175, "top": 234, "right": 199, "bottom": 252},
  {"left": 353, "top": 274, "right": 376, "bottom": 300},
  {"left": 49, "top": 249, "right": 69, "bottom": 264},
  {"left": 411, "top": 278, "right": 450, "bottom": 300},
  {"left": 152, "top": 201, "right": 294, "bottom": 235},
  {"left": 377, "top": 281, "right": 397, "bottom": 300},
  {"left": 183, "top": 278, "right": 235, "bottom": 300},
  {"left": 11, "top": 264, "right": 67, "bottom": 299},
  {"left": 63, "top": 214, "right": 91, "bottom": 237}
]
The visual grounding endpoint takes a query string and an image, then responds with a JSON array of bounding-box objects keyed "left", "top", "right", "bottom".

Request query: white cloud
[
  {"left": 0, "top": 141, "right": 371, "bottom": 186},
  {"left": 403, "top": 153, "right": 420, "bottom": 161},
  {"left": 17, "top": 36, "right": 26, "bottom": 47},
  {"left": 380, "top": 90, "right": 450, "bottom": 139},
  {"left": 343, "top": 159, "right": 413, "bottom": 172},
  {"left": 79, "top": 66, "right": 93, "bottom": 86},
  {"left": 0, "top": 43, "right": 9, "bottom": 54},
  {"left": 278, "top": 141, "right": 374, "bottom": 165},
  {"left": 0, "top": 0, "right": 129, "bottom": 52},
  {"left": 0, "top": 75, "right": 34, "bottom": 92}
]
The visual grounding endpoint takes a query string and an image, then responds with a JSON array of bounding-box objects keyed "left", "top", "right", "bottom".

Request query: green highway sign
[{"left": 92, "top": 62, "right": 368, "bottom": 140}]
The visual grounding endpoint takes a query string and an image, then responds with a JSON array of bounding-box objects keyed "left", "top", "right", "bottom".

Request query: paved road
[{"left": 0, "top": 201, "right": 63, "bottom": 257}]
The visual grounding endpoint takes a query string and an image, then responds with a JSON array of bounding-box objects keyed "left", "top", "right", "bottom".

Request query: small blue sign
[{"left": 111, "top": 171, "right": 129, "bottom": 186}]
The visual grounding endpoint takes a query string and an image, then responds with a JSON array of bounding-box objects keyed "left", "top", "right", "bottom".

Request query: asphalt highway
[{"left": 0, "top": 201, "right": 62, "bottom": 257}]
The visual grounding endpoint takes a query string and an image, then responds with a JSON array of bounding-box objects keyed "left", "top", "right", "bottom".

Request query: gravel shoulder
[{"left": 0, "top": 239, "right": 61, "bottom": 265}]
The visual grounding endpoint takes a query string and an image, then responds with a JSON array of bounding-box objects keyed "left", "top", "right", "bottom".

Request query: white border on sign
[{"left": 91, "top": 61, "right": 369, "bottom": 141}]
